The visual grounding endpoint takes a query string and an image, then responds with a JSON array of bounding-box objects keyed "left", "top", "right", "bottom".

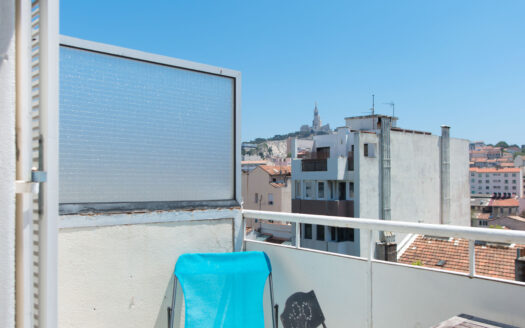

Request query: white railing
[
  {"left": 244, "top": 210, "right": 525, "bottom": 327},
  {"left": 243, "top": 209, "right": 525, "bottom": 277}
]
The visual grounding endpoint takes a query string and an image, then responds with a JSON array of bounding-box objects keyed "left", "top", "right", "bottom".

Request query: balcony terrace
[
  {"left": 4, "top": 4, "right": 524, "bottom": 328},
  {"left": 243, "top": 210, "right": 525, "bottom": 328}
]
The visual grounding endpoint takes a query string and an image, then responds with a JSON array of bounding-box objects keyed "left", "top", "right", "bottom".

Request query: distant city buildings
[
  {"left": 514, "top": 155, "right": 525, "bottom": 196},
  {"left": 469, "top": 167, "right": 523, "bottom": 197},
  {"left": 291, "top": 114, "right": 470, "bottom": 256},
  {"left": 469, "top": 142, "right": 517, "bottom": 168}
]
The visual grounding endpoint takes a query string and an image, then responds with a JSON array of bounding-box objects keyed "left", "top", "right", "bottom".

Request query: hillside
[{"left": 242, "top": 130, "right": 330, "bottom": 160}]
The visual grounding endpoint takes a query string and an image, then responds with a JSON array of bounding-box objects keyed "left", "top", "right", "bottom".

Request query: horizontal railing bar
[{"left": 242, "top": 210, "right": 525, "bottom": 244}]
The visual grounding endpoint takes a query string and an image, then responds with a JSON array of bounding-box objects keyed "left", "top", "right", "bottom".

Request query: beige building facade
[{"left": 242, "top": 165, "right": 291, "bottom": 212}]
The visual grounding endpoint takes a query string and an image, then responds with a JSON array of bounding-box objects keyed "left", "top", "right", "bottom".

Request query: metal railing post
[{"left": 295, "top": 222, "right": 301, "bottom": 248}]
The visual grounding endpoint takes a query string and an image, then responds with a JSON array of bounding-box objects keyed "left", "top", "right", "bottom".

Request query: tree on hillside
[{"left": 495, "top": 141, "right": 509, "bottom": 148}]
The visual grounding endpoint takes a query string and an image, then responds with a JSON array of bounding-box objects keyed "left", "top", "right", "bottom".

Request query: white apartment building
[
  {"left": 291, "top": 115, "right": 470, "bottom": 257},
  {"left": 469, "top": 167, "right": 523, "bottom": 198}
]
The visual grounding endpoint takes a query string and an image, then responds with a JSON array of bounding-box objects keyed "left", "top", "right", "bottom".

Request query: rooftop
[
  {"left": 344, "top": 114, "right": 398, "bottom": 120},
  {"left": 399, "top": 235, "right": 521, "bottom": 280},
  {"left": 259, "top": 165, "right": 291, "bottom": 176},
  {"left": 470, "top": 167, "right": 520, "bottom": 173},
  {"left": 489, "top": 198, "right": 520, "bottom": 207}
]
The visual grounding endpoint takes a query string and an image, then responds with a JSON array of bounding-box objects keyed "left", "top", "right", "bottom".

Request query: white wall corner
[{"left": 0, "top": 0, "right": 17, "bottom": 326}]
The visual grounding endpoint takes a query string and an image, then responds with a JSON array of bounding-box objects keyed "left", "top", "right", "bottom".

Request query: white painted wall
[
  {"left": 247, "top": 241, "right": 370, "bottom": 327},
  {"left": 355, "top": 132, "right": 380, "bottom": 220},
  {"left": 0, "top": 0, "right": 16, "bottom": 326},
  {"left": 449, "top": 138, "right": 471, "bottom": 225},
  {"left": 390, "top": 132, "right": 441, "bottom": 225},
  {"left": 247, "top": 241, "right": 525, "bottom": 328},
  {"left": 260, "top": 222, "right": 292, "bottom": 239},
  {"left": 372, "top": 262, "right": 525, "bottom": 327},
  {"left": 59, "top": 215, "right": 235, "bottom": 328}
]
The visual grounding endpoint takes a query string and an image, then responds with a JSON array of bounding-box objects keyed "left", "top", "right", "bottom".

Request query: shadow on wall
[{"left": 153, "top": 273, "right": 184, "bottom": 328}]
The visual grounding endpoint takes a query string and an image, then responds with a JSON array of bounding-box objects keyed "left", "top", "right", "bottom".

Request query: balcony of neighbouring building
[
  {"left": 300, "top": 151, "right": 329, "bottom": 171},
  {"left": 293, "top": 156, "right": 355, "bottom": 180},
  {"left": 292, "top": 199, "right": 354, "bottom": 217}
]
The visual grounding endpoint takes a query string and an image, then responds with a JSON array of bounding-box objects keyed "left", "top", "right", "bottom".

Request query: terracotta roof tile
[
  {"left": 489, "top": 198, "right": 519, "bottom": 207},
  {"left": 469, "top": 167, "right": 520, "bottom": 173},
  {"left": 258, "top": 165, "right": 291, "bottom": 176},
  {"left": 399, "top": 235, "right": 521, "bottom": 280}
]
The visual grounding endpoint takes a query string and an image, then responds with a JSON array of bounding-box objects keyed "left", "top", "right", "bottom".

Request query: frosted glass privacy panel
[{"left": 59, "top": 46, "right": 235, "bottom": 203}]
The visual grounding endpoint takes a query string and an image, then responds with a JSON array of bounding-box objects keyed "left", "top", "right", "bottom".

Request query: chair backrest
[{"left": 174, "top": 251, "right": 272, "bottom": 328}]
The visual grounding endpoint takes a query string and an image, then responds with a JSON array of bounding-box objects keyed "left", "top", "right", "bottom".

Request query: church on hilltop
[{"left": 300, "top": 103, "right": 331, "bottom": 133}]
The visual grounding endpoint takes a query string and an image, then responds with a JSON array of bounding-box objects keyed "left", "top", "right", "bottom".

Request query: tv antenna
[
  {"left": 370, "top": 94, "right": 375, "bottom": 130},
  {"left": 384, "top": 101, "right": 395, "bottom": 117}
]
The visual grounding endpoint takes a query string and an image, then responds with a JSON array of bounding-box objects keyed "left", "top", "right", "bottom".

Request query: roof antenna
[
  {"left": 384, "top": 101, "right": 395, "bottom": 117},
  {"left": 371, "top": 94, "right": 375, "bottom": 130}
]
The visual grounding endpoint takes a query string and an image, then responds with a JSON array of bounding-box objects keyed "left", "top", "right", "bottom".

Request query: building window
[
  {"left": 505, "top": 186, "right": 509, "bottom": 190},
  {"left": 305, "top": 181, "right": 313, "bottom": 198},
  {"left": 478, "top": 174, "right": 482, "bottom": 178},
  {"left": 471, "top": 173, "right": 475, "bottom": 177},
  {"left": 330, "top": 227, "right": 336, "bottom": 241},
  {"left": 337, "top": 228, "right": 354, "bottom": 242},
  {"left": 478, "top": 180, "right": 482, "bottom": 184},
  {"left": 268, "top": 193, "right": 274, "bottom": 205},
  {"left": 478, "top": 186, "right": 482, "bottom": 190},
  {"left": 486, "top": 186, "right": 489, "bottom": 190},
  {"left": 338, "top": 182, "right": 346, "bottom": 200},
  {"left": 327, "top": 181, "right": 334, "bottom": 199},
  {"left": 471, "top": 179, "right": 474, "bottom": 183},
  {"left": 316, "top": 225, "right": 325, "bottom": 241},
  {"left": 364, "top": 143, "right": 376, "bottom": 157},
  {"left": 513, "top": 186, "right": 517, "bottom": 190},
  {"left": 318, "top": 182, "right": 325, "bottom": 199},
  {"left": 513, "top": 180, "right": 517, "bottom": 184},
  {"left": 295, "top": 181, "right": 301, "bottom": 197},
  {"left": 512, "top": 173, "right": 516, "bottom": 177},
  {"left": 486, "top": 180, "right": 489, "bottom": 183},
  {"left": 255, "top": 193, "right": 259, "bottom": 203},
  {"left": 349, "top": 182, "right": 355, "bottom": 199},
  {"left": 304, "top": 224, "right": 312, "bottom": 239},
  {"left": 504, "top": 173, "right": 508, "bottom": 177},
  {"left": 505, "top": 180, "right": 509, "bottom": 184}
]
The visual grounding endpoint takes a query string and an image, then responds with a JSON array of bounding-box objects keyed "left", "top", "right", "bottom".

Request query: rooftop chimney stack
[{"left": 440, "top": 126, "right": 451, "bottom": 225}]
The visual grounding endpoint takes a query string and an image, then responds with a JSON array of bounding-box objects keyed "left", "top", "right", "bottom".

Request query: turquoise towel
[{"left": 175, "top": 251, "right": 271, "bottom": 328}]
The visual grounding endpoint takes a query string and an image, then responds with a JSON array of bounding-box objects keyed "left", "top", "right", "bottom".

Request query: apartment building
[
  {"left": 514, "top": 155, "right": 525, "bottom": 196},
  {"left": 242, "top": 165, "right": 291, "bottom": 212},
  {"left": 291, "top": 115, "right": 470, "bottom": 256},
  {"left": 469, "top": 167, "right": 523, "bottom": 198}
]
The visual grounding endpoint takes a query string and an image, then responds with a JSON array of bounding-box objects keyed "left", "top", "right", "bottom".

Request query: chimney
[
  {"left": 440, "top": 125, "right": 451, "bottom": 224},
  {"left": 379, "top": 117, "right": 394, "bottom": 243},
  {"left": 515, "top": 249, "right": 525, "bottom": 282}
]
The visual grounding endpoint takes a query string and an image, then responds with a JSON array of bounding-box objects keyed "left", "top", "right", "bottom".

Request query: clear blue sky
[{"left": 61, "top": 1, "right": 525, "bottom": 145}]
